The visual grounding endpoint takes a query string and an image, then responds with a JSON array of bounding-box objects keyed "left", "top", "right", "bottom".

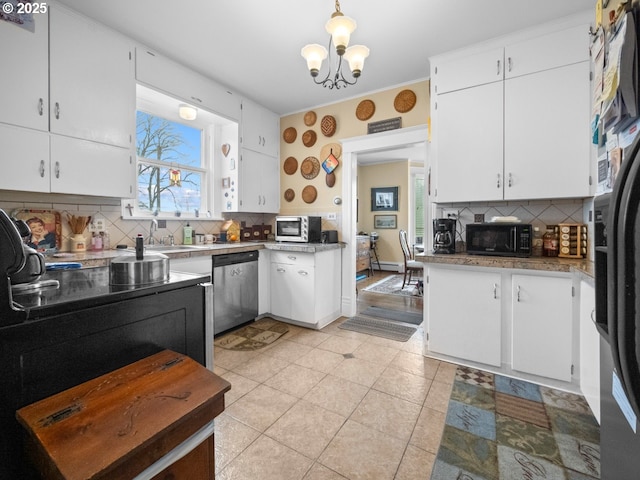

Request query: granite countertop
[
  {"left": 46, "top": 241, "right": 343, "bottom": 268},
  {"left": 416, "top": 251, "right": 594, "bottom": 280}
]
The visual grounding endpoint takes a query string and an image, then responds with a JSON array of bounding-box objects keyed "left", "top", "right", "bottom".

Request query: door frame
[{"left": 340, "top": 124, "right": 429, "bottom": 317}]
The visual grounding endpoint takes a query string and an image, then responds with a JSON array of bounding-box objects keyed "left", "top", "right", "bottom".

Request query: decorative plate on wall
[
  {"left": 284, "top": 188, "right": 295, "bottom": 202},
  {"left": 356, "top": 99, "right": 375, "bottom": 121},
  {"left": 320, "top": 142, "right": 342, "bottom": 161},
  {"left": 321, "top": 115, "right": 337, "bottom": 137},
  {"left": 326, "top": 172, "right": 336, "bottom": 187},
  {"left": 302, "top": 185, "right": 317, "bottom": 204},
  {"left": 394, "top": 89, "right": 417, "bottom": 113},
  {"left": 283, "top": 127, "right": 297, "bottom": 143},
  {"left": 302, "top": 129, "right": 317, "bottom": 147},
  {"left": 300, "top": 156, "right": 320, "bottom": 179},
  {"left": 283, "top": 156, "right": 298, "bottom": 175},
  {"left": 304, "top": 111, "right": 317, "bottom": 126}
]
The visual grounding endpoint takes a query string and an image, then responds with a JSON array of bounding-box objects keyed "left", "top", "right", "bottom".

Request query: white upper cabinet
[
  {"left": 433, "top": 48, "right": 504, "bottom": 95},
  {"left": 431, "top": 21, "right": 592, "bottom": 203},
  {"left": 49, "top": 6, "right": 134, "bottom": 149},
  {"left": 0, "top": 10, "right": 48, "bottom": 131},
  {"left": 0, "top": 124, "right": 50, "bottom": 193},
  {"left": 434, "top": 81, "right": 504, "bottom": 203},
  {"left": 136, "top": 48, "right": 241, "bottom": 122},
  {"left": 504, "top": 24, "right": 589, "bottom": 79},
  {"left": 504, "top": 61, "right": 591, "bottom": 200},
  {"left": 238, "top": 149, "right": 280, "bottom": 213},
  {"left": 241, "top": 98, "right": 280, "bottom": 158}
]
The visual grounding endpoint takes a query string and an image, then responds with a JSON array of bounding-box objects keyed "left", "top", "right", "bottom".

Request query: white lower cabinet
[
  {"left": 511, "top": 274, "right": 573, "bottom": 382},
  {"left": 579, "top": 280, "right": 600, "bottom": 422},
  {"left": 426, "top": 264, "right": 576, "bottom": 385},
  {"left": 427, "top": 267, "right": 502, "bottom": 366},
  {"left": 269, "top": 249, "right": 341, "bottom": 329}
]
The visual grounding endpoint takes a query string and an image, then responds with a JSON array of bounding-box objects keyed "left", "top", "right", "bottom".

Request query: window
[
  {"left": 126, "top": 84, "right": 238, "bottom": 220},
  {"left": 136, "top": 111, "right": 205, "bottom": 216},
  {"left": 410, "top": 170, "right": 425, "bottom": 245}
]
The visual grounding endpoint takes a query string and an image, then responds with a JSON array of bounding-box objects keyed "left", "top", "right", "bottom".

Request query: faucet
[{"left": 148, "top": 219, "right": 158, "bottom": 245}]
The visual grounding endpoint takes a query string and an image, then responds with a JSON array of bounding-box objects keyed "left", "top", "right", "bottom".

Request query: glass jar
[
  {"left": 542, "top": 226, "right": 559, "bottom": 257},
  {"left": 532, "top": 226, "right": 543, "bottom": 256}
]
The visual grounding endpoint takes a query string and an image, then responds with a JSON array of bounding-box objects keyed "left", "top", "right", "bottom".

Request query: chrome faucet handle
[{"left": 168, "top": 234, "right": 175, "bottom": 246}]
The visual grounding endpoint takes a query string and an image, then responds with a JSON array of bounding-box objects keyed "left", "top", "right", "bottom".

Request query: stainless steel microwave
[
  {"left": 275, "top": 216, "right": 322, "bottom": 243},
  {"left": 466, "top": 222, "right": 532, "bottom": 257}
]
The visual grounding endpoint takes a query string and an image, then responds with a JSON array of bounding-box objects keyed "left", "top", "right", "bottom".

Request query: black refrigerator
[{"left": 595, "top": 127, "right": 640, "bottom": 478}]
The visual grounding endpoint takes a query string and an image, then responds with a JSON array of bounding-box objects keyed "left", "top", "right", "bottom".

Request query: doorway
[{"left": 339, "top": 124, "right": 429, "bottom": 318}]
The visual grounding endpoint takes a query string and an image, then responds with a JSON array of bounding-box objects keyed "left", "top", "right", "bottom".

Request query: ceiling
[{"left": 56, "top": 0, "right": 594, "bottom": 116}]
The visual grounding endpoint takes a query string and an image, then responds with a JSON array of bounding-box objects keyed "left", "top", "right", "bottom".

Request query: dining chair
[{"left": 399, "top": 229, "right": 424, "bottom": 288}]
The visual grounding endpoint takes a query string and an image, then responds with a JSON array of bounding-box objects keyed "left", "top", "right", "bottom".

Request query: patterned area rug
[
  {"left": 214, "top": 318, "right": 289, "bottom": 351},
  {"left": 362, "top": 274, "right": 422, "bottom": 297},
  {"left": 431, "top": 366, "right": 600, "bottom": 479}
]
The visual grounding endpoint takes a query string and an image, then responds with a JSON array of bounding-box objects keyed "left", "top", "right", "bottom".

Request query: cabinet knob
[
  {"left": 276, "top": 267, "right": 286, "bottom": 273},
  {"left": 54, "top": 102, "right": 60, "bottom": 119},
  {"left": 508, "top": 173, "right": 513, "bottom": 187},
  {"left": 298, "top": 270, "right": 308, "bottom": 276},
  {"left": 497, "top": 174, "right": 501, "bottom": 188},
  {"left": 517, "top": 285, "right": 521, "bottom": 302},
  {"left": 38, "top": 98, "right": 44, "bottom": 116},
  {"left": 39, "top": 160, "right": 45, "bottom": 178},
  {"left": 493, "top": 283, "right": 498, "bottom": 299}
]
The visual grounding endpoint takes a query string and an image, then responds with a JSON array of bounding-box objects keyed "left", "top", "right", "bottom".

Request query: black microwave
[{"left": 466, "top": 223, "right": 532, "bottom": 257}]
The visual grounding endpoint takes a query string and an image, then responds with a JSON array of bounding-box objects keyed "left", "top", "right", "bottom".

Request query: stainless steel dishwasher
[{"left": 212, "top": 250, "right": 259, "bottom": 335}]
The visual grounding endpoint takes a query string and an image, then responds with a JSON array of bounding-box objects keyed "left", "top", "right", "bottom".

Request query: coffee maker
[{"left": 433, "top": 218, "right": 456, "bottom": 254}]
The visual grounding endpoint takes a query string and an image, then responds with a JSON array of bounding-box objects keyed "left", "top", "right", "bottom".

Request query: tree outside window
[{"left": 136, "top": 111, "right": 204, "bottom": 215}]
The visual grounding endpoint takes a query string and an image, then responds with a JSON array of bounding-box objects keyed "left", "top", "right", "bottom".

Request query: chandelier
[{"left": 301, "top": 0, "right": 370, "bottom": 90}]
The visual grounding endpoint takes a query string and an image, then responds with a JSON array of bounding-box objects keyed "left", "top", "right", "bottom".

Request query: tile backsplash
[
  {"left": 0, "top": 196, "right": 275, "bottom": 252},
  {"left": 434, "top": 198, "right": 591, "bottom": 254}
]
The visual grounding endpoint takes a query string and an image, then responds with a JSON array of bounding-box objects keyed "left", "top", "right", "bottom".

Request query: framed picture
[
  {"left": 374, "top": 214, "right": 397, "bottom": 229},
  {"left": 371, "top": 186, "right": 398, "bottom": 211}
]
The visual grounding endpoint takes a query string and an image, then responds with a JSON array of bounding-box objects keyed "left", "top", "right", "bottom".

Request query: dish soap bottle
[{"left": 183, "top": 222, "right": 193, "bottom": 245}]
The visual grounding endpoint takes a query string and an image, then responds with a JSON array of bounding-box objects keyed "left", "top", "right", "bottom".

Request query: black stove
[{"left": 8, "top": 266, "right": 209, "bottom": 322}]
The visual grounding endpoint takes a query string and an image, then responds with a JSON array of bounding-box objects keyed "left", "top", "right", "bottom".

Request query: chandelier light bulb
[
  {"left": 301, "top": 44, "right": 328, "bottom": 77},
  {"left": 325, "top": 15, "right": 356, "bottom": 55},
  {"left": 344, "top": 45, "right": 369, "bottom": 77}
]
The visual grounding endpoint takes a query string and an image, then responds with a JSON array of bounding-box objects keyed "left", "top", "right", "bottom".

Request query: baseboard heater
[{"left": 376, "top": 261, "right": 403, "bottom": 272}]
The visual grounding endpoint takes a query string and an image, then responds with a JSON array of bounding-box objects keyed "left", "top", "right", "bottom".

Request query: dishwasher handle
[{"left": 212, "top": 250, "right": 259, "bottom": 268}]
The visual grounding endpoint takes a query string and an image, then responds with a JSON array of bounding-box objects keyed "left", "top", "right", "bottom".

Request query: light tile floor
[{"left": 213, "top": 318, "right": 456, "bottom": 480}]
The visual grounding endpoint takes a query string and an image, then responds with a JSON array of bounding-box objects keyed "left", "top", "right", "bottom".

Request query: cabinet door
[
  {"left": 512, "top": 274, "right": 573, "bottom": 381},
  {"left": 270, "top": 262, "right": 292, "bottom": 319},
  {"left": 49, "top": 6, "right": 134, "bottom": 148},
  {"left": 0, "top": 10, "right": 48, "bottom": 131},
  {"left": 504, "top": 61, "right": 590, "bottom": 200},
  {"left": 242, "top": 99, "right": 279, "bottom": 157},
  {"left": 504, "top": 24, "right": 589, "bottom": 79},
  {"left": 427, "top": 268, "right": 502, "bottom": 366},
  {"left": 290, "top": 265, "right": 316, "bottom": 324},
  {"left": 239, "top": 149, "right": 280, "bottom": 213},
  {"left": 0, "top": 124, "right": 49, "bottom": 193},
  {"left": 433, "top": 48, "right": 504, "bottom": 94},
  {"left": 50, "top": 135, "right": 134, "bottom": 197},
  {"left": 579, "top": 280, "right": 599, "bottom": 422},
  {"left": 435, "top": 82, "right": 504, "bottom": 203}
]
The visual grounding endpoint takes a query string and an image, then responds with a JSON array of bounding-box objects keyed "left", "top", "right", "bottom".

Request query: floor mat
[
  {"left": 361, "top": 306, "right": 423, "bottom": 325},
  {"left": 362, "top": 274, "right": 422, "bottom": 297},
  {"left": 214, "top": 318, "right": 289, "bottom": 351},
  {"left": 338, "top": 316, "right": 417, "bottom": 342},
  {"left": 430, "top": 365, "right": 601, "bottom": 479}
]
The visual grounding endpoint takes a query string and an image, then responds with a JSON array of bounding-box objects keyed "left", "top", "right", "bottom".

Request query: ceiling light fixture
[
  {"left": 301, "top": 0, "right": 369, "bottom": 90},
  {"left": 178, "top": 104, "right": 197, "bottom": 121}
]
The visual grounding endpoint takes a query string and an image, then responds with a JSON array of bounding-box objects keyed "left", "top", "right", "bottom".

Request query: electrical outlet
[
  {"left": 442, "top": 208, "right": 459, "bottom": 219},
  {"left": 327, "top": 212, "right": 337, "bottom": 220},
  {"left": 474, "top": 214, "right": 485, "bottom": 223},
  {"left": 91, "top": 218, "right": 106, "bottom": 232},
  {"left": 157, "top": 220, "right": 167, "bottom": 228}
]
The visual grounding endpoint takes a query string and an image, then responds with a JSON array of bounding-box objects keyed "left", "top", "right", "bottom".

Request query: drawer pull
[
  {"left": 298, "top": 270, "right": 308, "bottom": 276},
  {"left": 38, "top": 98, "right": 44, "bottom": 116},
  {"left": 516, "top": 285, "right": 521, "bottom": 302},
  {"left": 39, "top": 159, "right": 45, "bottom": 178},
  {"left": 287, "top": 255, "right": 297, "bottom": 261},
  {"left": 493, "top": 283, "right": 498, "bottom": 299},
  {"left": 276, "top": 267, "right": 286, "bottom": 273}
]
